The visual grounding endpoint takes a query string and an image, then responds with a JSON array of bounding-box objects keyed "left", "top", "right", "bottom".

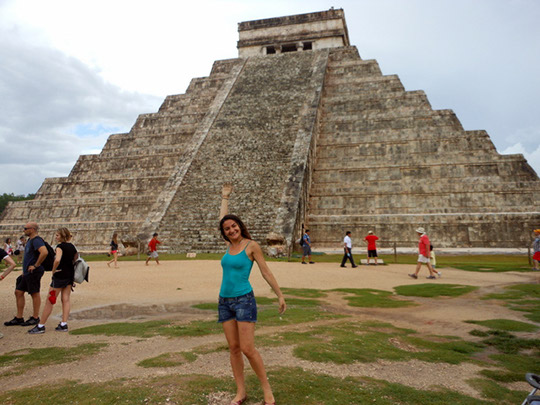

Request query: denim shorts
[{"left": 218, "top": 291, "right": 257, "bottom": 323}]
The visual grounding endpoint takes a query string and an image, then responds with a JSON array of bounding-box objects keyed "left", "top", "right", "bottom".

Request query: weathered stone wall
[
  {"left": 0, "top": 59, "right": 238, "bottom": 251},
  {"left": 154, "top": 50, "right": 329, "bottom": 254},
  {"left": 306, "top": 47, "right": 540, "bottom": 249},
  {"left": 1, "top": 11, "right": 538, "bottom": 253},
  {"left": 238, "top": 8, "right": 349, "bottom": 57}
]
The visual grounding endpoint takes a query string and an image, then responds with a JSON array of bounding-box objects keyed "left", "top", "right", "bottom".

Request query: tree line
[{"left": 0, "top": 193, "right": 35, "bottom": 216}]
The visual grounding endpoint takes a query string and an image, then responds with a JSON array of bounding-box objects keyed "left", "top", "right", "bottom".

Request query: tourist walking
[
  {"left": 0, "top": 247, "right": 17, "bottom": 340},
  {"left": 219, "top": 183, "right": 286, "bottom": 405},
  {"left": 145, "top": 233, "right": 161, "bottom": 265},
  {"left": 301, "top": 229, "right": 314, "bottom": 264},
  {"left": 107, "top": 233, "right": 119, "bottom": 268},
  {"left": 532, "top": 229, "right": 540, "bottom": 271},
  {"left": 409, "top": 227, "right": 439, "bottom": 279},
  {"left": 430, "top": 245, "right": 437, "bottom": 269},
  {"left": 28, "top": 227, "right": 78, "bottom": 334},
  {"left": 14, "top": 236, "right": 26, "bottom": 264},
  {"left": 0, "top": 245, "right": 17, "bottom": 282},
  {"left": 364, "top": 230, "right": 379, "bottom": 265},
  {"left": 4, "top": 237, "right": 14, "bottom": 256},
  {"left": 340, "top": 231, "right": 357, "bottom": 268},
  {"left": 3, "top": 222, "right": 48, "bottom": 327}
]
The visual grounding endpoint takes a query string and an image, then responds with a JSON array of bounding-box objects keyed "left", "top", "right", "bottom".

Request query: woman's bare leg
[
  {"left": 237, "top": 321, "right": 274, "bottom": 404},
  {"left": 223, "top": 320, "right": 247, "bottom": 403}
]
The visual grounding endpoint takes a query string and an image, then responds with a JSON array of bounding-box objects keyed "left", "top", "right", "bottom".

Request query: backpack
[
  {"left": 299, "top": 236, "right": 305, "bottom": 246},
  {"left": 73, "top": 258, "right": 90, "bottom": 284},
  {"left": 35, "top": 237, "right": 55, "bottom": 271}
]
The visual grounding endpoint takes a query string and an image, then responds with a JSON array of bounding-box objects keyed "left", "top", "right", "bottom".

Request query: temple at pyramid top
[{"left": 237, "top": 8, "right": 350, "bottom": 57}]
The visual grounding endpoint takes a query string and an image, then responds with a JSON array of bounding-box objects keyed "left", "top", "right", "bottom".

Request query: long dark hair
[{"left": 219, "top": 214, "right": 252, "bottom": 242}]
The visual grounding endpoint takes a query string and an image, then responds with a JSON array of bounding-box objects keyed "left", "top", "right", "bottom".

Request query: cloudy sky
[{"left": 1, "top": 0, "right": 539, "bottom": 195}]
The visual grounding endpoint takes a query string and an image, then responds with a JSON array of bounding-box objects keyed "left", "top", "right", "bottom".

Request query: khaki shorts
[{"left": 417, "top": 254, "right": 430, "bottom": 264}]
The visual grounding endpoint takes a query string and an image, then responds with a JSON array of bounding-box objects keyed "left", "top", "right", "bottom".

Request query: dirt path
[{"left": 0, "top": 260, "right": 538, "bottom": 398}]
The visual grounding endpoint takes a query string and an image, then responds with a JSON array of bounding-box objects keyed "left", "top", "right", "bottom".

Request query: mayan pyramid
[{"left": 1, "top": 9, "right": 539, "bottom": 255}]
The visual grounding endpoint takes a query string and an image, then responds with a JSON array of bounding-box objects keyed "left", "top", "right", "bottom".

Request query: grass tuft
[
  {"left": 464, "top": 319, "right": 539, "bottom": 332},
  {"left": 394, "top": 283, "right": 478, "bottom": 298}
]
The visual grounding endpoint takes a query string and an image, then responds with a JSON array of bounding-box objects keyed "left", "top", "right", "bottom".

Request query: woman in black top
[
  {"left": 107, "top": 232, "right": 119, "bottom": 268},
  {"left": 28, "top": 227, "right": 78, "bottom": 334}
]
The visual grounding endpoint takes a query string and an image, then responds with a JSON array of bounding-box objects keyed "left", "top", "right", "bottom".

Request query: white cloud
[
  {"left": 501, "top": 143, "right": 540, "bottom": 177},
  {"left": 0, "top": 23, "right": 161, "bottom": 195},
  {"left": 0, "top": 0, "right": 539, "bottom": 195}
]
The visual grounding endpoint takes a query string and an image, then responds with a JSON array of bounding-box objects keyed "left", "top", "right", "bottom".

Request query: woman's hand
[
  {"left": 222, "top": 183, "right": 233, "bottom": 198},
  {"left": 278, "top": 296, "right": 286, "bottom": 314}
]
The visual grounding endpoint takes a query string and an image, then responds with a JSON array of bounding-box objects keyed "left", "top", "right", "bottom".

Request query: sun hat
[
  {"left": 415, "top": 227, "right": 425, "bottom": 234},
  {"left": 368, "top": 230, "right": 373, "bottom": 234}
]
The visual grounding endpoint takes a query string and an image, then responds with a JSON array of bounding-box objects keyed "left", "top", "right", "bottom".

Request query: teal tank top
[{"left": 220, "top": 243, "right": 254, "bottom": 298}]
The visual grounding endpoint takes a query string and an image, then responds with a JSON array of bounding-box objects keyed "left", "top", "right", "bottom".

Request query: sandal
[{"left": 230, "top": 397, "right": 247, "bottom": 405}]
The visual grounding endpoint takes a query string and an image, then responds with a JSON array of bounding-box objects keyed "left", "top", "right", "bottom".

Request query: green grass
[
  {"left": 281, "top": 287, "right": 328, "bottom": 298},
  {"left": 137, "top": 351, "right": 197, "bottom": 368},
  {"left": 0, "top": 343, "right": 106, "bottom": 376},
  {"left": 394, "top": 283, "right": 478, "bottom": 298},
  {"left": 0, "top": 367, "right": 520, "bottom": 405},
  {"left": 332, "top": 288, "right": 416, "bottom": 308},
  {"left": 465, "top": 319, "right": 539, "bottom": 332},
  {"left": 467, "top": 327, "right": 540, "bottom": 383},
  {"left": 83, "top": 253, "right": 531, "bottom": 273},
  {"left": 72, "top": 296, "right": 342, "bottom": 338},
  {"left": 467, "top": 378, "right": 528, "bottom": 403},
  {"left": 258, "top": 320, "right": 482, "bottom": 365},
  {"left": 481, "top": 284, "right": 540, "bottom": 323}
]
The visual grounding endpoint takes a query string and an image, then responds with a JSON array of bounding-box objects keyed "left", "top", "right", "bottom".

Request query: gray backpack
[{"left": 73, "top": 258, "right": 89, "bottom": 284}]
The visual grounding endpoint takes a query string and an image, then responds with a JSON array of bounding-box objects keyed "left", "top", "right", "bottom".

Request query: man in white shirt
[{"left": 340, "top": 231, "right": 357, "bottom": 268}]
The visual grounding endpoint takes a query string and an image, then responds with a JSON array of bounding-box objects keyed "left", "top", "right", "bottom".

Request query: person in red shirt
[
  {"left": 409, "top": 227, "right": 438, "bottom": 279},
  {"left": 145, "top": 233, "right": 161, "bottom": 266},
  {"left": 364, "top": 231, "right": 379, "bottom": 265}
]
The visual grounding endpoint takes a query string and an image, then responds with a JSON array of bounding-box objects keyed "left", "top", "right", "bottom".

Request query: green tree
[{"left": 0, "top": 193, "right": 35, "bottom": 216}]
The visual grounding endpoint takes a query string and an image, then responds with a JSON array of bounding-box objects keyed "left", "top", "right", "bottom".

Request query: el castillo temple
[{"left": 1, "top": 9, "right": 539, "bottom": 255}]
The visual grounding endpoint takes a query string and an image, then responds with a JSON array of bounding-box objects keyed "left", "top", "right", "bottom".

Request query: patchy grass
[
  {"left": 281, "top": 287, "right": 328, "bottom": 298},
  {"left": 0, "top": 343, "right": 107, "bottom": 376},
  {"left": 470, "top": 330, "right": 540, "bottom": 355},
  {"left": 72, "top": 297, "right": 342, "bottom": 338},
  {"left": 258, "top": 320, "right": 482, "bottom": 365},
  {"left": 481, "top": 284, "right": 540, "bottom": 323},
  {"left": 465, "top": 319, "right": 539, "bottom": 332},
  {"left": 137, "top": 351, "right": 197, "bottom": 368},
  {"left": 85, "top": 252, "right": 531, "bottom": 272},
  {"left": 394, "top": 283, "right": 478, "bottom": 298},
  {"left": 70, "top": 320, "right": 172, "bottom": 337},
  {"left": 332, "top": 288, "right": 416, "bottom": 308},
  {"left": 468, "top": 327, "right": 540, "bottom": 383},
  {"left": 467, "top": 378, "right": 528, "bottom": 403},
  {"left": 0, "top": 367, "right": 516, "bottom": 405}
]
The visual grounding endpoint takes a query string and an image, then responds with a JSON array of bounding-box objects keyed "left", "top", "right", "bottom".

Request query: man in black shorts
[{"left": 4, "top": 222, "right": 48, "bottom": 327}]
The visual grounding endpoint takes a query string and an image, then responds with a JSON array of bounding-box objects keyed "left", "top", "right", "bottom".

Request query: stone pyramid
[{"left": 1, "top": 9, "right": 538, "bottom": 255}]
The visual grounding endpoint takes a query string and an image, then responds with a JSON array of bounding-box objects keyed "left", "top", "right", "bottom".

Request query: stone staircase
[
  {"left": 0, "top": 59, "right": 241, "bottom": 250},
  {"left": 154, "top": 50, "right": 329, "bottom": 253},
  {"left": 1, "top": 43, "right": 538, "bottom": 254},
  {"left": 307, "top": 47, "right": 539, "bottom": 249}
]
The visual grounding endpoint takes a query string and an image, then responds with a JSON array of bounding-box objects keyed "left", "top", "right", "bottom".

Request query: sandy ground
[{"left": 0, "top": 260, "right": 538, "bottom": 400}]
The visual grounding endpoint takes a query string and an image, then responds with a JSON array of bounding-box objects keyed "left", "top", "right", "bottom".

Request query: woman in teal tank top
[{"left": 218, "top": 184, "right": 286, "bottom": 405}]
